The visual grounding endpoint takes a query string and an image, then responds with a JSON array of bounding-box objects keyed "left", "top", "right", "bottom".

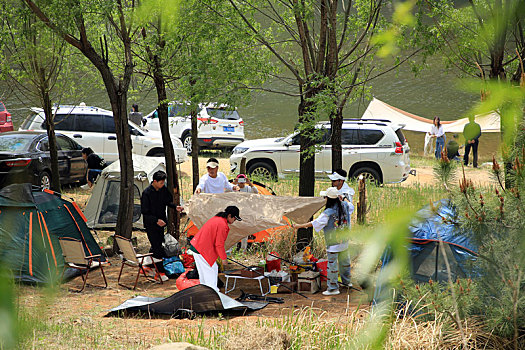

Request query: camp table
[{"left": 224, "top": 273, "right": 271, "bottom": 296}]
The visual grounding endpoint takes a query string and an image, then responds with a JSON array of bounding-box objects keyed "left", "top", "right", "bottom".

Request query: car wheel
[
  {"left": 39, "top": 171, "right": 51, "bottom": 190},
  {"left": 247, "top": 162, "right": 276, "bottom": 181},
  {"left": 351, "top": 167, "right": 381, "bottom": 185},
  {"left": 182, "top": 133, "right": 192, "bottom": 154}
]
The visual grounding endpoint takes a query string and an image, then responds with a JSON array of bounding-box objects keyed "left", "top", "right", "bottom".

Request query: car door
[
  {"left": 56, "top": 135, "right": 86, "bottom": 182},
  {"left": 102, "top": 115, "right": 119, "bottom": 162},
  {"left": 40, "top": 137, "right": 69, "bottom": 178},
  {"left": 341, "top": 127, "right": 361, "bottom": 172},
  {"left": 280, "top": 133, "right": 325, "bottom": 175},
  {"left": 74, "top": 114, "right": 105, "bottom": 156}
]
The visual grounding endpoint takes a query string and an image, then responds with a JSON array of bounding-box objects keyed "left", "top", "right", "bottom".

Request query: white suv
[
  {"left": 230, "top": 119, "right": 413, "bottom": 184},
  {"left": 19, "top": 105, "right": 188, "bottom": 163},
  {"left": 143, "top": 102, "right": 245, "bottom": 152}
]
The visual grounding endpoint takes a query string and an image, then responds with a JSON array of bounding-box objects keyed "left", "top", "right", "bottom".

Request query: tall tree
[
  {"left": 135, "top": 0, "right": 182, "bottom": 236},
  {"left": 144, "top": 0, "right": 270, "bottom": 193},
  {"left": 24, "top": 0, "right": 137, "bottom": 239},
  {"left": 227, "top": 0, "right": 422, "bottom": 245},
  {"left": 0, "top": 2, "right": 71, "bottom": 192}
]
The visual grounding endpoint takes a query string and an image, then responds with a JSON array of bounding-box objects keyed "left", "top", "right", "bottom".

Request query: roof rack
[{"left": 343, "top": 118, "right": 392, "bottom": 123}]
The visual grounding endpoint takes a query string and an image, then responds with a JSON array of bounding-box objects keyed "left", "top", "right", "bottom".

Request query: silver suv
[{"left": 230, "top": 119, "right": 413, "bottom": 184}]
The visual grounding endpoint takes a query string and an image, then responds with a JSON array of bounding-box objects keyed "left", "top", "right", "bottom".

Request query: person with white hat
[
  {"left": 292, "top": 187, "right": 352, "bottom": 296},
  {"left": 195, "top": 157, "right": 239, "bottom": 194},
  {"left": 328, "top": 168, "right": 355, "bottom": 206}
]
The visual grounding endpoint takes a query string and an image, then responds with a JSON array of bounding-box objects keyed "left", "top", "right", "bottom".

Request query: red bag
[{"left": 181, "top": 248, "right": 195, "bottom": 268}]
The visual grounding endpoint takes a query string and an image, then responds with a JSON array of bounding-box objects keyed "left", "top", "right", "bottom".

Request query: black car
[{"left": 0, "top": 131, "right": 87, "bottom": 189}]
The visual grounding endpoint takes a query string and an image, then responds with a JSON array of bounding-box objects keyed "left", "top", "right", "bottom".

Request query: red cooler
[{"left": 266, "top": 252, "right": 281, "bottom": 272}]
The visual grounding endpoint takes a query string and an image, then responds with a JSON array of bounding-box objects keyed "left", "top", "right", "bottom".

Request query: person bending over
[
  {"left": 189, "top": 206, "right": 242, "bottom": 291},
  {"left": 82, "top": 147, "right": 106, "bottom": 188}
]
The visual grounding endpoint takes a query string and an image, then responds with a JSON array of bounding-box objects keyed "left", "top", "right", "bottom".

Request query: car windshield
[
  {"left": 0, "top": 102, "right": 5, "bottom": 112},
  {"left": 0, "top": 134, "right": 34, "bottom": 152},
  {"left": 207, "top": 108, "right": 240, "bottom": 120}
]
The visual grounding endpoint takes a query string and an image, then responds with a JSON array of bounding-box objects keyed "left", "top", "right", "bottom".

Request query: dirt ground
[{"left": 17, "top": 158, "right": 495, "bottom": 349}]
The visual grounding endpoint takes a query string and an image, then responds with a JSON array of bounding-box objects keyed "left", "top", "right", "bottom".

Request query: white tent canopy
[
  {"left": 84, "top": 154, "right": 166, "bottom": 229},
  {"left": 362, "top": 98, "right": 500, "bottom": 133},
  {"left": 186, "top": 192, "right": 326, "bottom": 249}
]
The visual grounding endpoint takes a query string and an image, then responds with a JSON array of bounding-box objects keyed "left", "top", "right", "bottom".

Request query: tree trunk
[
  {"left": 191, "top": 109, "right": 200, "bottom": 192},
  {"left": 153, "top": 76, "right": 180, "bottom": 238},
  {"left": 357, "top": 176, "right": 367, "bottom": 225},
  {"left": 330, "top": 108, "right": 343, "bottom": 172},
  {"left": 297, "top": 88, "right": 317, "bottom": 250},
  {"left": 40, "top": 89, "right": 61, "bottom": 192}
]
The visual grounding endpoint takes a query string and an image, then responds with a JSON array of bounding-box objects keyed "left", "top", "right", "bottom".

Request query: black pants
[
  {"left": 464, "top": 140, "right": 479, "bottom": 168},
  {"left": 145, "top": 224, "right": 166, "bottom": 273}
]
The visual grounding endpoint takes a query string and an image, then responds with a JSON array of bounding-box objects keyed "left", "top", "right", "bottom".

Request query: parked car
[
  {"left": 0, "top": 101, "right": 14, "bottom": 133},
  {"left": 0, "top": 131, "right": 87, "bottom": 189},
  {"left": 19, "top": 105, "right": 188, "bottom": 163},
  {"left": 143, "top": 102, "right": 245, "bottom": 152},
  {"left": 230, "top": 119, "right": 414, "bottom": 184}
]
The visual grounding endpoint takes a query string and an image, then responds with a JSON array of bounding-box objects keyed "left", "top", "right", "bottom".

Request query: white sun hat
[
  {"left": 319, "top": 187, "right": 340, "bottom": 199},
  {"left": 328, "top": 172, "right": 346, "bottom": 181},
  {"left": 206, "top": 161, "right": 219, "bottom": 168}
]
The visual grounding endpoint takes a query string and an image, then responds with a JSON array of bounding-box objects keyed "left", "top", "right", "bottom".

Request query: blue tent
[{"left": 373, "top": 200, "right": 478, "bottom": 303}]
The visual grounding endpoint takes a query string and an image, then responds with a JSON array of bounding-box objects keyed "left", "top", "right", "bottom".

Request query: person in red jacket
[{"left": 190, "top": 206, "right": 242, "bottom": 291}]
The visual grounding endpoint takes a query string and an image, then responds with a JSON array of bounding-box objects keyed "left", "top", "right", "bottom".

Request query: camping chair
[
  {"left": 114, "top": 235, "right": 164, "bottom": 290},
  {"left": 58, "top": 237, "right": 108, "bottom": 293}
]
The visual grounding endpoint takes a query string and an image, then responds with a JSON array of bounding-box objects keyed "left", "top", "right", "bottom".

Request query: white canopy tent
[
  {"left": 84, "top": 154, "right": 166, "bottom": 229},
  {"left": 186, "top": 192, "right": 326, "bottom": 250},
  {"left": 362, "top": 98, "right": 500, "bottom": 134}
]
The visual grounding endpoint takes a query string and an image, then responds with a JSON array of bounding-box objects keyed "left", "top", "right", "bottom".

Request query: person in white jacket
[{"left": 195, "top": 158, "right": 239, "bottom": 194}]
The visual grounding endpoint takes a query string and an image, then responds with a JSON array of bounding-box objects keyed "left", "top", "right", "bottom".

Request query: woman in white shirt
[
  {"left": 428, "top": 116, "right": 445, "bottom": 159},
  {"left": 293, "top": 187, "right": 352, "bottom": 296},
  {"left": 195, "top": 158, "right": 239, "bottom": 194}
]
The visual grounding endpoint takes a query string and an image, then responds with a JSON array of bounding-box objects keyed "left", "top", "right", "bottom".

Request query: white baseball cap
[
  {"left": 328, "top": 172, "right": 346, "bottom": 181},
  {"left": 319, "top": 187, "right": 340, "bottom": 199}
]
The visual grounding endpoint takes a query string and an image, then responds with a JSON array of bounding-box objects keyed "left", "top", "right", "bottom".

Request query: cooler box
[{"left": 297, "top": 271, "right": 321, "bottom": 294}]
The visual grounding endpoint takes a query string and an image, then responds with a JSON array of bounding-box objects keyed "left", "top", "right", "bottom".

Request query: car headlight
[{"left": 233, "top": 147, "right": 249, "bottom": 154}]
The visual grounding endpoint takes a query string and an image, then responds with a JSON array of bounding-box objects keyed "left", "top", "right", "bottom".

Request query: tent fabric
[
  {"left": 362, "top": 98, "right": 500, "bottom": 133},
  {"left": 84, "top": 154, "right": 166, "bottom": 229},
  {"left": 373, "top": 200, "right": 478, "bottom": 304},
  {"left": 106, "top": 284, "right": 268, "bottom": 318},
  {"left": 0, "top": 184, "right": 104, "bottom": 284},
  {"left": 186, "top": 192, "right": 326, "bottom": 249}
]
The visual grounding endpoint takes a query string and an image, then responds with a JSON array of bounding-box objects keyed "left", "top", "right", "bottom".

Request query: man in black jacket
[{"left": 141, "top": 170, "right": 177, "bottom": 278}]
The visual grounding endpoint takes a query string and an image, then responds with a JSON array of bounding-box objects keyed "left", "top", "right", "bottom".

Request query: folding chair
[
  {"left": 114, "top": 235, "right": 163, "bottom": 290},
  {"left": 58, "top": 237, "right": 108, "bottom": 293}
]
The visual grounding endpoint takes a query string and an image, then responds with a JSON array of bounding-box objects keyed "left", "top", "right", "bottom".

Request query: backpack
[{"left": 163, "top": 233, "right": 181, "bottom": 257}]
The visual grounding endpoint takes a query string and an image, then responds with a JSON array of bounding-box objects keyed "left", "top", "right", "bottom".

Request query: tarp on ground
[
  {"left": 84, "top": 154, "right": 166, "bottom": 229},
  {"left": 186, "top": 192, "right": 326, "bottom": 249},
  {"left": 106, "top": 284, "right": 267, "bottom": 318},
  {"left": 0, "top": 183, "right": 104, "bottom": 284},
  {"left": 362, "top": 98, "right": 500, "bottom": 133}
]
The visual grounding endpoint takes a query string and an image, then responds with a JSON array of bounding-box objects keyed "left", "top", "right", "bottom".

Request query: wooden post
[{"left": 357, "top": 175, "right": 367, "bottom": 225}]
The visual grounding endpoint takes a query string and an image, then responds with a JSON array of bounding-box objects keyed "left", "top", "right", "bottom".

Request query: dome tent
[
  {"left": 84, "top": 154, "right": 166, "bottom": 229},
  {"left": 373, "top": 200, "right": 478, "bottom": 303},
  {"left": 0, "top": 184, "right": 104, "bottom": 284}
]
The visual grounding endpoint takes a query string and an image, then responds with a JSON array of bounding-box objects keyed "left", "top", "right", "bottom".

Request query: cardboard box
[
  {"left": 297, "top": 271, "right": 321, "bottom": 294},
  {"left": 240, "top": 266, "right": 264, "bottom": 278}
]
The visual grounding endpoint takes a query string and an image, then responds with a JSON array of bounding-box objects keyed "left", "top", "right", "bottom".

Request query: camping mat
[{"left": 106, "top": 284, "right": 267, "bottom": 318}]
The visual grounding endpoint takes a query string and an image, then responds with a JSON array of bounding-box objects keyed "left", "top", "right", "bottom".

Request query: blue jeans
[
  {"left": 435, "top": 137, "right": 445, "bottom": 159},
  {"left": 87, "top": 169, "right": 102, "bottom": 183},
  {"left": 327, "top": 249, "right": 351, "bottom": 290}
]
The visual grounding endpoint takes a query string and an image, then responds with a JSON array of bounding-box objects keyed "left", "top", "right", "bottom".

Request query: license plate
[{"left": 223, "top": 126, "right": 234, "bottom": 132}]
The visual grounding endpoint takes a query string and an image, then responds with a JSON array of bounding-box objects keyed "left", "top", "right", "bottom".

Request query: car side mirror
[{"left": 284, "top": 139, "right": 292, "bottom": 147}]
